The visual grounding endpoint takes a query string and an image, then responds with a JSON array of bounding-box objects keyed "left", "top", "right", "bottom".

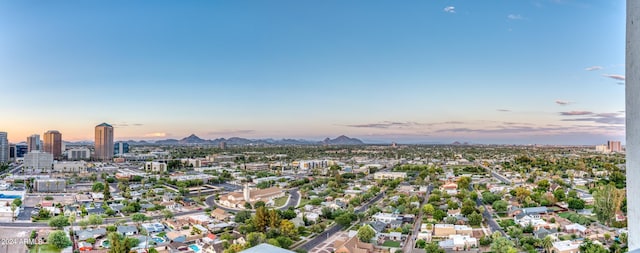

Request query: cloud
[
  {"left": 444, "top": 6, "right": 455, "bottom": 13},
  {"left": 602, "top": 74, "right": 625, "bottom": 81},
  {"left": 144, "top": 132, "right": 168, "bottom": 137},
  {"left": 555, "top": 100, "right": 571, "bottom": 105},
  {"left": 345, "top": 121, "right": 420, "bottom": 129},
  {"left": 561, "top": 111, "right": 625, "bottom": 125},
  {"left": 560, "top": 111, "right": 593, "bottom": 116},
  {"left": 507, "top": 14, "right": 523, "bottom": 20},
  {"left": 497, "top": 109, "right": 511, "bottom": 112},
  {"left": 585, "top": 66, "right": 603, "bottom": 71},
  {"left": 112, "top": 123, "right": 144, "bottom": 127}
]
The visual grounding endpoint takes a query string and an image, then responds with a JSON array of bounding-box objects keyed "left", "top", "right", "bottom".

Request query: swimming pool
[
  {"left": 101, "top": 240, "right": 110, "bottom": 248},
  {"left": 152, "top": 237, "right": 166, "bottom": 244},
  {"left": 0, "top": 194, "right": 21, "bottom": 199},
  {"left": 188, "top": 244, "right": 201, "bottom": 252}
]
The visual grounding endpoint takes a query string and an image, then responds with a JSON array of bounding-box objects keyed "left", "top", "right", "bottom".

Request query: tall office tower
[
  {"left": 114, "top": 141, "right": 129, "bottom": 156},
  {"left": 43, "top": 130, "right": 62, "bottom": 158},
  {"left": 27, "top": 134, "right": 40, "bottom": 152},
  {"left": 608, "top": 140, "right": 622, "bottom": 153},
  {"left": 219, "top": 141, "right": 227, "bottom": 149},
  {"left": 0, "top": 132, "right": 8, "bottom": 163},
  {"left": 94, "top": 123, "right": 114, "bottom": 161}
]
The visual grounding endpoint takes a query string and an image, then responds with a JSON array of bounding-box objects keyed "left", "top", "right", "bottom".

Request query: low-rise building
[
  {"left": 551, "top": 240, "right": 581, "bottom": 253},
  {"left": 373, "top": 172, "right": 406, "bottom": 180},
  {"left": 34, "top": 179, "right": 66, "bottom": 192}
]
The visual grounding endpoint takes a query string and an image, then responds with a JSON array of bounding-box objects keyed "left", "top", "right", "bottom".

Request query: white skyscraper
[{"left": 0, "top": 132, "right": 8, "bottom": 163}]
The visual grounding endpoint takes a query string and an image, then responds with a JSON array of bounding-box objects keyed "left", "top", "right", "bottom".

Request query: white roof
[{"left": 553, "top": 240, "right": 581, "bottom": 251}]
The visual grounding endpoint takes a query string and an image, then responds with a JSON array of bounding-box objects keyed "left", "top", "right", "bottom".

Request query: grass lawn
[
  {"left": 558, "top": 212, "right": 571, "bottom": 219},
  {"left": 29, "top": 244, "right": 61, "bottom": 253},
  {"left": 382, "top": 241, "right": 401, "bottom": 247},
  {"left": 297, "top": 199, "right": 310, "bottom": 208},
  {"left": 274, "top": 196, "right": 288, "bottom": 207}
]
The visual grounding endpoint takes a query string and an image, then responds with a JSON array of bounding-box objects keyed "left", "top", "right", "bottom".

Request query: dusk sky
[{"left": 0, "top": 0, "right": 626, "bottom": 144}]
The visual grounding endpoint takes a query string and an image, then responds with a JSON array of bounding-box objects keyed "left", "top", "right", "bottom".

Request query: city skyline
[{"left": 0, "top": 1, "right": 626, "bottom": 144}]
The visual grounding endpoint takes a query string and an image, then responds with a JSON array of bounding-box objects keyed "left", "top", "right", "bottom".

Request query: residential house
[
  {"left": 166, "top": 231, "right": 188, "bottom": 243},
  {"left": 334, "top": 235, "right": 378, "bottom": 253},
  {"left": 534, "top": 228, "right": 558, "bottom": 239},
  {"left": 211, "top": 209, "right": 229, "bottom": 221},
  {"left": 117, "top": 225, "right": 138, "bottom": 236},
  {"left": 551, "top": 240, "right": 581, "bottom": 253},
  {"left": 438, "top": 235, "right": 478, "bottom": 251},
  {"left": 76, "top": 228, "right": 107, "bottom": 241},
  {"left": 440, "top": 182, "right": 458, "bottom": 195},
  {"left": 433, "top": 224, "right": 472, "bottom": 237},
  {"left": 564, "top": 224, "right": 589, "bottom": 236}
]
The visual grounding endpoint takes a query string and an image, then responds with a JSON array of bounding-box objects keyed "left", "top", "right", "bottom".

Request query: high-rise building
[
  {"left": 219, "top": 141, "right": 227, "bottom": 149},
  {"left": 27, "top": 134, "right": 40, "bottom": 152},
  {"left": 0, "top": 132, "right": 8, "bottom": 163},
  {"left": 43, "top": 130, "right": 62, "bottom": 158},
  {"left": 608, "top": 140, "right": 622, "bottom": 153},
  {"left": 14, "top": 144, "right": 28, "bottom": 158},
  {"left": 94, "top": 123, "right": 114, "bottom": 161},
  {"left": 114, "top": 142, "right": 129, "bottom": 156}
]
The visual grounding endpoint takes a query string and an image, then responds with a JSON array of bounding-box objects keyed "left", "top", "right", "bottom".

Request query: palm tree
[
  {"left": 10, "top": 204, "right": 16, "bottom": 222},
  {"left": 538, "top": 235, "right": 553, "bottom": 253}
]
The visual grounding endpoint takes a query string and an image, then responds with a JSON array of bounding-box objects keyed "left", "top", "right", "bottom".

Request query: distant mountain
[
  {"left": 321, "top": 135, "right": 365, "bottom": 145},
  {"left": 123, "top": 134, "right": 364, "bottom": 146},
  {"left": 180, "top": 134, "right": 208, "bottom": 144}
]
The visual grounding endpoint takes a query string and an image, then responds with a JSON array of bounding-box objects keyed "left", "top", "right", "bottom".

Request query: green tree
[
  {"left": 49, "top": 215, "right": 70, "bottom": 229},
  {"left": 461, "top": 198, "right": 476, "bottom": 215},
  {"left": 234, "top": 210, "right": 252, "bottom": 223},
  {"left": 107, "top": 232, "right": 133, "bottom": 253},
  {"left": 593, "top": 183, "right": 624, "bottom": 226},
  {"left": 567, "top": 198, "right": 585, "bottom": 210},
  {"left": 553, "top": 189, "right": 566, "bottom": 202},
  {"left": 48, "top": 230, "right": 72, "bottom": 249},
  {"left": 424, "top": 242, "right": 446, "bottom": 253},
  {"left": 537, "top": 235, "right": 553, "bottom": 253},
  {"left": 92, "top": 182, "right": 105, "bottom": 192},
  {"left": 468, "top": 212, "right": 482, "bottom": 226},
  {"left": 131, "top": 213, "right": 148, "bottom": 225},
  {"left": 416, "top": 239, "right": 426, "bottom": 249},
  {"left": 491, "top": 236, "right": 517, "bottom": 253},
  {"left": 162, "top": 209, "right": 174, "bottom": 220},
  {"left": 246, "top": 232, "right": 266, "bottom": 247},
  {"left": 12, "top": 198, "right": 22, "bottom": 207},
  {"left": 357, "top": 225, "right": 375, "bottom": 243},
  {"left": 335, "top": 212, "right": 354, "bottom": 227},
  {"left": 457, "top": 176, "right": 472, "bottom": 190},
  {"left": 87, "top": 214, "right": 103, "bottom": 226},
  {"left": 279, "top": 220, "right": 297, "bottom": 238},
  {"left": 492, "top": 200, "right": 508, "bottom": 213},
  {"left": 579, "top": 239, "right": 609, "bottom": 253},
  {"left": 254, "top": 206, "right": 269, "bottom": 232},
  {"left": 422, "top": 204, "right": 435, "bottom": 215}
]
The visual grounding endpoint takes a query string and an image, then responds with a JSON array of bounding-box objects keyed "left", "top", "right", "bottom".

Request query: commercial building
[
  {"left": 114, "top": 141, "right": 129, "bottom": 156},
  {"left": 94, "top": 123, "right": 114, "bottom": 161},
  {"left": 43, "top": 130, "right": 62, "bottom": 158},
  {"left": 67, "top": 148, "right": 91, "bottom": 160},
  {"left": 145, "top": 162, "right": 167, "bottom": 172},
  {"left": 0, "top": 132, "right": 8, "bottom": 163},
  {"left": 27, "top": 134, "right": 40, "bottom": 152},
  {"left": 10, "top": 144, "right": 27, "bottom": 159},
  {"left": 608, "top": 140, "right": 623, "bottom": 153},
  {"left": 34, "top": 178, "right": 66, "bottom": 192},
  {"left": 373, "top": 171, "right": 407, "bottom": 180},
  {"left": 24, "top": 151, "right": 54, "bottom": 171},
  {"left": 219, "top": 184, "right": 285, "bottom": 209}
]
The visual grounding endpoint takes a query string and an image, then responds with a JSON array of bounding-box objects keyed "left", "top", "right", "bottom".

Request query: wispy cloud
[
  {"left": 561, "top": 112, "right": 625, "bottom": 125},
  {"left": 144, "top": 132, "right": 168, "bottom": 137},
  {"left": 560, "top": 111, "right": 593, "bottom": 116},
  {"left": 585, "top": 66, "right": 603, "bottom": 71},
  {"left": 444, "top": 6, "right": 455, "bottom": 13},
  {"left": 497, "top": 109, "right": 511, "bottom": 112},
  {"left": 555, "top": 100, "right": 571, "bottom": 105},
  {"left": 345, "top": 121, "right": 420, "bottom": 129},
  {"left": 507, "top": 14, "right": 524, "bottom": 20},
  {"left": 602, "top": 74, "right": 625, "bottom": 81},
  {"left": 112, "top": 123, "right": 144, "bottom": 127}
]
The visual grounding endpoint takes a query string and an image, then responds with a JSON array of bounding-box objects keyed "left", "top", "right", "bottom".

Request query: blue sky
[{"left": 0, "top": 0, "right": 626, "bottom": 144}]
